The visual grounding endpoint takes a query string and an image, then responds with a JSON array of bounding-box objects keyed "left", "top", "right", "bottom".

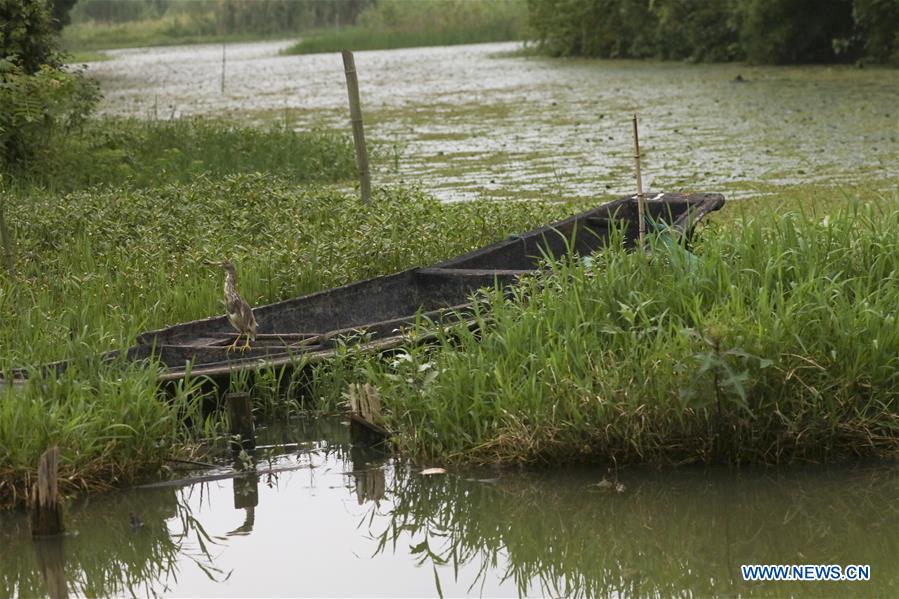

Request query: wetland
[{"left": 3, "top": 38, "right": 898, "bottom": 596}]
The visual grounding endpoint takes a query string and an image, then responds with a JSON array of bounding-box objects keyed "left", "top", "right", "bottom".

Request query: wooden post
[
  {"left": 220, "top": 43, "right": 226, "bottom": 94},
  {"left": 341, "top": 50, "right": 372, "bottom": 204},
  {"left": 226, "top": 392, "right": 255, "bottom": 451},
  {"left": 31, "top": 447, "right": 64, "bottom": 537},
  {"left": 632, "top": 113, "right": 646, "bottom": 248}
]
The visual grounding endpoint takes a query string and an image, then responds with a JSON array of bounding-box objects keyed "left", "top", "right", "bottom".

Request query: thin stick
[
  {"left": 342, "top": 50, "right": 372, "bottom": 204},
  {"left": 220, "top": 44, "right": 226, "bottom": 93},
  {"left": 632, "top": 113, "right": 646, "bottom": 248}
]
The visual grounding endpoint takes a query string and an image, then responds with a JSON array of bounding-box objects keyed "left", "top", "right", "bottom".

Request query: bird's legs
[
  {"left": 241, "top": 335, "right": 252, "bottom": 352},
  {"left": 226, "top": 333, "right": 242, "bottom": 352}
]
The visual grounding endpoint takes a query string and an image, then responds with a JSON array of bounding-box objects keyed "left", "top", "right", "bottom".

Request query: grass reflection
[{"left": 367, "top": 463, "right": 898, "bottom": 597}]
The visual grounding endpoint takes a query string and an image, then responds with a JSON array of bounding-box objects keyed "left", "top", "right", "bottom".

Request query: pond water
[
  {"left": 2, "top": 417, "right": 896, "bottom": 597},
  {"left": 85, "top": 41, "right": 899, "bottom": 201}
]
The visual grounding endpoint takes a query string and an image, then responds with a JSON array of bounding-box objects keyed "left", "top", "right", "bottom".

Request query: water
[
  {"left": 85, "top": 41, "right": 899, "bottom": 201},
  {"left": 2, "top": 417, "right": 896, "bottom": 597}
]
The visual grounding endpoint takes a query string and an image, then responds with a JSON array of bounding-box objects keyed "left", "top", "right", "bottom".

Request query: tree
[
  {"left": 0, "top": 0, "right": 59, "bottom": 73},
  {"left": 49, "top": 0, "right": 78, "bottom": 30}
]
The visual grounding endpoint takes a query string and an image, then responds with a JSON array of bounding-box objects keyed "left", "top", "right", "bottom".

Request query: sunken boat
[{"left": 4, "top": 192, "right": 724, "bottom": 386}]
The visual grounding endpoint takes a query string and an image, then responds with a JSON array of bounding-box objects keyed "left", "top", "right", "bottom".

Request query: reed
[{"left": 346, "top": 190, "right": 899, "bottom": 465}]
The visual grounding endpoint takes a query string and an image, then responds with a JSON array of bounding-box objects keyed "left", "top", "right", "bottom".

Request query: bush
[{"left": 0, "top": 60, "right": 99, "bottom": 169}]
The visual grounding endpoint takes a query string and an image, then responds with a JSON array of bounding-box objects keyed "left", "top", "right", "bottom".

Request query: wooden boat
[{"left": 4, "top": 192, "right": 724, "bottom": 386}]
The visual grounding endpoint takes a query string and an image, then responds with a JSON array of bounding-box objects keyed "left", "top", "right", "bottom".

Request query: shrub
[{"left": 0, "top": 60, "right": 99, "bottom": 169}]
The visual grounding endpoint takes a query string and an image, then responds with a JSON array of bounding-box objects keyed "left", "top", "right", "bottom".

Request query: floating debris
[
  {"left": 421, "top": 467, "right": 447, "bottom": 475},
  {"left": 589, "top": 478, "right": 626, "bottom": 493}
]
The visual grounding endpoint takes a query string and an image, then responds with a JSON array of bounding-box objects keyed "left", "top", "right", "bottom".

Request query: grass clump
[
  {"left": 284, "top": 0, "right": 526, "bottom": 55},
  {"left": 0, "top": 360, "right": 209, "bottom": 509},
  {"left": 353, "top": 192, "right": 899, "bottom": 465},
  {"left": 6, "top": 117, "right": 355, "bottom": 192}
]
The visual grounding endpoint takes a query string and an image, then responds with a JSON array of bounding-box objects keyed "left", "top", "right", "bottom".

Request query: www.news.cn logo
[{"left": 741, "top": 564, "right": 870, "bottom": 582}]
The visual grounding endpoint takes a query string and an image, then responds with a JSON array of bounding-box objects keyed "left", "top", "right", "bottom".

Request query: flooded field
[
  {"left": 2, "top": 417, "right": 896, "bottom": 597},
  {"left": 86, "top": 41, "right": 899, "bottom": 201}
]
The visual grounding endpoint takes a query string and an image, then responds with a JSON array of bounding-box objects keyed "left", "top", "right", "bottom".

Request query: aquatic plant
[
  {"left": 0, "top": 174, "right": 575, "bottom": 508},
  {"left": 351, "top": 191, "right": 899, "bottom": 464}
]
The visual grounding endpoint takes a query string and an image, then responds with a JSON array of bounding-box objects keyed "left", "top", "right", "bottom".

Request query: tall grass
[
  {"left": 62, "top": 16, "right": 287, "bottom": 51},
  {"left": 347, "top": 192, "right": 899, "bottom": 465},
  {"left": 6, "top": 117, "right": 355, "bottom": 192},
  {"left": 285, "top": 0, "right": 526, "bottom": 55},
  {"left": 0, "top": 359, "right": 209, "bottom": 508}
]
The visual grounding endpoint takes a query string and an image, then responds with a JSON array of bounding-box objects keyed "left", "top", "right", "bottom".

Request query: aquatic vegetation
[
  {"left": 5, "top": 117, "right": 356, "bottom": 192},
  {"left": 0, "top": 359, "right": 209, "bottom": 509},
  {"left": 284, "top": 0, "right": 526, "bottom": 55},
  {"left": 0, "top": 175, "right": 574, "bottom": 507},
  {"left": 351, "top": 190, "right": 899, "bottom": 464}
]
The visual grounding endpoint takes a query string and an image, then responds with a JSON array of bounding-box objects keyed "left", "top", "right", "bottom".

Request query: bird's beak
[{"left": 203, "top": 260, "right": 221, "bottom": 267}]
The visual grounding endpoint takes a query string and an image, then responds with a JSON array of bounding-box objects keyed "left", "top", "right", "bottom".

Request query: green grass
[
  {"left": 340, "top": 189, "right": 899, "bottom": 465},
  {"left": 61, "top": 16, "right": 289, "bottom": 51},
  {"left": 6, "top": 117, "right": 356, "bottom": 192},
  {"left": 64, "top": 50, "right": 111, "bottom": 63},
  {"left": 284, "top": 0, "right": 526, "bottom": 55},
  {"left": 0, "top": 174, "right": 578, "bottom": 508}
]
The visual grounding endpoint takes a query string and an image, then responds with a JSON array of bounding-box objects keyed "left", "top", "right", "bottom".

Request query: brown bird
[{"left": 205, "top": 260, "right": 257, "bottom": 352}]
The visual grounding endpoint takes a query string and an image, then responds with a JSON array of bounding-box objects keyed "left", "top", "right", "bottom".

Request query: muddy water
[
  {"left": 86, "top": 41, "right": 899, "bottom": 201},
  {"left": 1, "top": 417, "right": 896, "bottom": 597}
]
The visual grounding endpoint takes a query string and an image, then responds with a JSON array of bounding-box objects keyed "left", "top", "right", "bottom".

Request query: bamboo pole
[
  {"left": 632, "top": 113, "right": 646, "bottom": 248},
  {"left": 341, "top": 50, "right": 372, "bottom": 204},
  {"left": 220, "top": 44, "right": 226, "bottom": 93}
]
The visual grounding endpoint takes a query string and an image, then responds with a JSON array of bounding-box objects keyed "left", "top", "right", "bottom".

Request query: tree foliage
[
  {"left": 528, "top": 0, "right": 899, "bottom": 64},
  {"left": 0, "top": 0, "right": 59, "bottom": 73},
  {"left": 0, "top": 1, "right": 99, "bottom": 171}
]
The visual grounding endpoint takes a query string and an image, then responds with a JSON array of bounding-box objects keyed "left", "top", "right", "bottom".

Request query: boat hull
[{"left": 4, "top": 193, "right": 724, "bottom": 385}]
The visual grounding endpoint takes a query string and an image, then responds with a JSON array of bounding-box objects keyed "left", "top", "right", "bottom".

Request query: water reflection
[
  {"left": 373, "top": 464, "right": 898, "bottom": 597},
  {"left": 0, "top": 484, "right": 227, "bottom": 597},
  {"left": 1, "top": 416, "right": 896, "bottom": 597}
]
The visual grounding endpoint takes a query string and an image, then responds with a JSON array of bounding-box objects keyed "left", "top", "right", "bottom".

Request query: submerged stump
[
  {"left": 31, "top": 446, "right": 64, "bottom": 537},
  {"left": 226, "top": 392, "right": 255, "bottom": 452}
]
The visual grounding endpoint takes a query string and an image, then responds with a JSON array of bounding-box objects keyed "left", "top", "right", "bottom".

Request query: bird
[{"left": 205, "top": 259, "right": 257, "bottom": 352}]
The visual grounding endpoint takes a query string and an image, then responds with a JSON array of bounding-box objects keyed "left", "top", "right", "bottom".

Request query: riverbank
[{"left": 338, "top": 187, "right": 899, "bottom": 465}]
